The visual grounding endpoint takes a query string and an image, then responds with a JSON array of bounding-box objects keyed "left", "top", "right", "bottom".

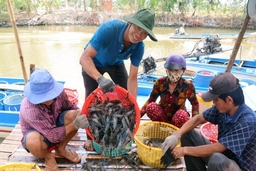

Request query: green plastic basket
[{"left": 92, "top": 140, "right": 132, "bottom": 157}]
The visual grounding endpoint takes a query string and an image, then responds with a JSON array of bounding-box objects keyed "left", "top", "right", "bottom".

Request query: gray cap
[{"left": 201, "top": 72, "right": 240, "bottom": 102}]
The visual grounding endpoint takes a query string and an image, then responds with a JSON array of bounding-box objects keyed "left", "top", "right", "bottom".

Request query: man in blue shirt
[
  {"left": 161, "top": 73, "right": 256, "bottom": 171},
  {"left": 79, "top": 8, "right": 157, "bottom": 151}
]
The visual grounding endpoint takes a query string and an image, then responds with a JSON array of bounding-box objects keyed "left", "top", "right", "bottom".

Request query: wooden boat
[{"left": 169, "top": 32, "right": 256, "bottom": 39}]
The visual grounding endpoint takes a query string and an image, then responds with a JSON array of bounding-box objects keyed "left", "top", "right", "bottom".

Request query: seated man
[
  {"left": 161, "top": 73, "right": 256, "bottom": 171},
  {"left": 179, "top": 23, "right": 187, "bottom": 35},
  {"left": 20, "top": 69, "right": 89, "bottom": 171}
]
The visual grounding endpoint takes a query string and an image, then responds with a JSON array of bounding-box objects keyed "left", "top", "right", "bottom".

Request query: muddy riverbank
[{"left": 1, "top": 10, "right": 256, "bottom": 30}]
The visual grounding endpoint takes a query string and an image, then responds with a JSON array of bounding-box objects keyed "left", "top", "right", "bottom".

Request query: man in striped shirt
[{"left": 20, "top": 69, "right": 89, "bottom": 171}]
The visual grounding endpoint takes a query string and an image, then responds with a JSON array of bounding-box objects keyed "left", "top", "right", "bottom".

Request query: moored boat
[
  {"left": 186, "top": 57, "right": 256, "bottom": 80},
  {"left": 0, "top": 111, "right": 19, "bottom": 138},
  {"left": 151, "top": 56, "right": 256, "bottom": 80},
  {"left": 169, "top": 32, "right": 256, "bottom": 39}
]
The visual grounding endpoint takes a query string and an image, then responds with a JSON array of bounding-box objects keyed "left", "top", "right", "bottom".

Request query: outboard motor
[
  {"left": 141, "top": 56, "right": 157, "bottom": 74},
  {"left": 175, "top": 28, "right": 179, "bottom": 34},
  {"left": 204, "top": 35, "right": 222, "bottom": 54}
]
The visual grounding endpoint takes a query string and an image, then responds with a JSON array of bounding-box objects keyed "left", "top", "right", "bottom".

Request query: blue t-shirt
[
  {"left": 203, "top": 104, "right": 256, "bottom": 171},
  {"left": 84, "top": 20, "right": 144, "bottom": 67}
]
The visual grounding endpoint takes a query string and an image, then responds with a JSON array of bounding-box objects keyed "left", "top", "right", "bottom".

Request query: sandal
[{"left": 59, "top": 149, "right": 81, "bottom": 163}]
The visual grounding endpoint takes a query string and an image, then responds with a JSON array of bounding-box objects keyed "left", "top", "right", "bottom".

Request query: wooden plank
[
  {"left": 0, "top": 120, "right": 187, "bottom": 171},
  {"left": 225, "top": 16, "right": 250, "bottom": 73},
  {"left": 1, "top": 139, "right": 21, "bottom": 145},
  {"left": 8, "top": 130, "right": 22, "bottom": 136},
  {"left": 4, "top": 135, "right": 22, "bottom": 141},
  {"left": 0, "top": 144, "right": 19, "bottom": 152},
  {"left": 0, "top": 153, "right": 12, "bottom": 160}
]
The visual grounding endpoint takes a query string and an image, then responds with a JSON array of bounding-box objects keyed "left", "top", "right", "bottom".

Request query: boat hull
[
  {"left": 0, "top": 111, "right": 19, "bottom": 138},
  {"left": 169, "top": 32, "right": 256, "bottom": 39}
]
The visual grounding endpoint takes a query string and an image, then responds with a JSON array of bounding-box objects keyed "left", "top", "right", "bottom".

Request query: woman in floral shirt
[{"left": 140, "top": 54, "right": 199, "bottom": 128}]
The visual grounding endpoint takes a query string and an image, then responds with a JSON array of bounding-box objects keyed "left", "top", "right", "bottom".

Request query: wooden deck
[{"left": 0, "top": 121, "right": 186, "bottom": 170}]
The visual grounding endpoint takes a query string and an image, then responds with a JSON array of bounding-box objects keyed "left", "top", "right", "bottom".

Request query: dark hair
[{"left": 218, "top": 86, "right": 244, "bottom": 106}]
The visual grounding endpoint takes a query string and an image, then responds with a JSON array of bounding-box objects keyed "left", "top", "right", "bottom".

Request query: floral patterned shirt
[{"left": 140, "top": 76, "right": 199, "bottom": 118}]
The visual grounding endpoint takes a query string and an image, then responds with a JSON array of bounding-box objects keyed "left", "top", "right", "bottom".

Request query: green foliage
[
  {"left": 160, "top": 0, "right": 177, "bottom": 13},
  {"left": 114, "top": 0, "right": 131, "bottom": 10},
  {"left": 0, "top": 0, "right": 7, "bottom": 12},
  {"left": 0, "top": 0, "right": 247, "bottom": 17},
  {"left": 0, "top": 12, "right": 9, "bottom": 21},
  {"left": 13, "top": 0, "right": 25, "bottom": 10},
  {"left": 178, "top": 0, "right": 190, "bottom": 14},
  {"left": 137, "top": 0, "right": 146, "bottom": 10},
  {"left": 147, "top": 0, "right": 158, "bottom": 10}
]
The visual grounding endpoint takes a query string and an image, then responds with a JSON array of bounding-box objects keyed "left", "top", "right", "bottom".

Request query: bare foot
[
  {"left": 84, "top": 140, "right": 94, "bottom": 151},
  {"left": 45, "top": 154, "right": 59, "bottom": 171}
]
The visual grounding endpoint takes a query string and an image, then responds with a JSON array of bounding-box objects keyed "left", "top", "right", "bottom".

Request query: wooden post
[
  {"left": 30, "top": 64, "right": 35, "bottom": 75},
  {"left": 225, "top": 15, "right": 250, "bottom": 73},
  {"left": 6, "top": 0, "right": 28, "bottom": 83}
]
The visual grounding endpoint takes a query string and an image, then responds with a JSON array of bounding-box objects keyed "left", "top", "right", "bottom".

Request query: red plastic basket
[
  {"left": 200, "top": 122, "right": 218, "bottom": 143},
  {"left": 81, "top": 85, "right": 140, "bottom": 141},
  {"left": 64, "top": 88, "right": 78, "bottom": 105}
]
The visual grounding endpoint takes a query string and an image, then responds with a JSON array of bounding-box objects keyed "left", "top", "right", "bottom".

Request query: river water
[
  {"left": 0, "top": 26, "right": 256, "bottom": 142},
  {"left": 1, "top": 25, "right": 256, "bottom": 102}
]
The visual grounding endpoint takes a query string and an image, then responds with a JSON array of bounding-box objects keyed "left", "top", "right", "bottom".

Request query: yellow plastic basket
[
  {"left": 134, "top": 121, "right": 180, "bottom": 168},
  {"left": 0, "top": 163, "right": 41, "bottom": 171}
]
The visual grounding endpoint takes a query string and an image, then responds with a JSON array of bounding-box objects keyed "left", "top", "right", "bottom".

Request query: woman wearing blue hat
[
  {"left": 20, "top": 69, "right": 89, "bottom": 171},
  {"left": 79, "top": 8, "right": 157, "bottom": 151}
]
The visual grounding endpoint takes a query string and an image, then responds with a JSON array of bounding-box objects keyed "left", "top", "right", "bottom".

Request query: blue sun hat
[{"left": 24, "top": 69, "right": 63, "bottom": 104}]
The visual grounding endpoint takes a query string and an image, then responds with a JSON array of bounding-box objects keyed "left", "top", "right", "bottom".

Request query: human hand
[
  {"left": 73, "top": 113, "right": 89, "bottom": 129},
  {"left": 161, "top": 133, "right": 180, "bottom": 153},
  {"left": 96, "top": 76, "right": 115, "bottom": 93},
  {"left": 172, "top": 146, "right": 185, "bottom": 159},
  {"left": 160, "top": 148, "right": 176, "bottom": 168}
]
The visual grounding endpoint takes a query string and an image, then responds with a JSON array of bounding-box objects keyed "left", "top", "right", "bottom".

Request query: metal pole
[{"left": 6, "top": 0, "right": 28, "bottom": 83}]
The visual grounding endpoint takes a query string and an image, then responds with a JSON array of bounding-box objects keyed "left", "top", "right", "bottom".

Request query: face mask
[{"left": 166, "top": 70, "right": 183, "bottom": 82}]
